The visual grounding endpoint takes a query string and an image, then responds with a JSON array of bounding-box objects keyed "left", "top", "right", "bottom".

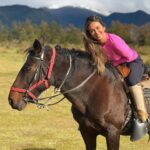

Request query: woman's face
[{"left": 88, "top": 21, "right": 107, "bottom": 45}]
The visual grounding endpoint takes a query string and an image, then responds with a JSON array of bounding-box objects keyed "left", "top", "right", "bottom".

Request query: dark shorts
[{"left": 125, "top": 56, "right": 144, "bottom": 86}]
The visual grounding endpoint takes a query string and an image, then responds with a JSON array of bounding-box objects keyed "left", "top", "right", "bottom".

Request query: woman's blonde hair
[{"left": 83, "top": 16, "right": 106, "bottom": 74}]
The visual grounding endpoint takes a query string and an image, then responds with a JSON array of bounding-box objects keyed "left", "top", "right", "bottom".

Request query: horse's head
[{"left": 8, "top": 38, "right": 56, "bottom": 110}]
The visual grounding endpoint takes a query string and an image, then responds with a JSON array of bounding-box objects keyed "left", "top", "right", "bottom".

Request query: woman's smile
[{"left": 88, "top": 21, "right": 107, "bottom": 45}]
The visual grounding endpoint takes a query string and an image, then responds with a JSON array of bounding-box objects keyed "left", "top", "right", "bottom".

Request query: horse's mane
[
  {"left": 55, "top": 45, "right": 120, "bottom": 79},
  {"left": 55, "top": 45, "right": 92, "bottom": 61},
  {"left": 24, "top": 47, "right": 35, "bottom": 56}
]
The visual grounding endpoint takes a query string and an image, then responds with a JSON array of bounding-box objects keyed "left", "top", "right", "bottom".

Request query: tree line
[{"left": 0, "top": 19, "right": 150, "bottom": 46}]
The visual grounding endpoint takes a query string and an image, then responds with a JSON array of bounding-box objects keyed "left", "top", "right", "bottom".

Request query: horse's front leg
[
  {"left": 79, "top": 125, "right": 97, "bottom": 150},
  {"left": 106, "top": 125, "right": 120, "bottom": 150}
]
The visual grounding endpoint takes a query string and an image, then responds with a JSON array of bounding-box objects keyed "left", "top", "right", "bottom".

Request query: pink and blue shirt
[{"left": 101, "top": 33, "right": 138, "bottom": 66}]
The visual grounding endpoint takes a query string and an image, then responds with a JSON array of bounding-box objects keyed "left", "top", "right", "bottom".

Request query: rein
[
  {"left": 10, "top": 47, "right": 96, "bottom": 110},
  {"left": 35, "top": 69, "right": 96, "bottom": 110}
]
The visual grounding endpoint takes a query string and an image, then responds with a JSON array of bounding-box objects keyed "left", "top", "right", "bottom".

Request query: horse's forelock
[{"left": 23, "top": 47, "right": 35, "bottom": 57}]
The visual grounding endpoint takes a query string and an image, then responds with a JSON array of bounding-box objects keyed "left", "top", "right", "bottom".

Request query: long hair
[{"left": 83, "top": 16, "right": 106, "bottom": 74}]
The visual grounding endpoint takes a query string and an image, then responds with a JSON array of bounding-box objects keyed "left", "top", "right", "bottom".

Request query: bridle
[
  {"left": 10, "top": 47, "right": 56, "bottom": 102},
  {"left": 10, "top": 46, "right": 96, "bottom": 109}
]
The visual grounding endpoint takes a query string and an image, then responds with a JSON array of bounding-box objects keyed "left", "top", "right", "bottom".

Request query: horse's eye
[
  {"left": 23, "top": 64, "right": 32, "bottom": 72},
  {"left": 26, "top": 66, "right": 31, "bottom": 71}
]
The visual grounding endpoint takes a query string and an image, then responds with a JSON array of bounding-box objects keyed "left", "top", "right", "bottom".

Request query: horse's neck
[
  {"left": 61, "top": 58, "right": 94, "bottom": 91},
  {"left": 59, "top": 58, "right": 94, "bottom": 114}
]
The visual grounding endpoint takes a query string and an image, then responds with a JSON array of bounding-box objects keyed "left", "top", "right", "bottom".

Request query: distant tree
[
  {"left": 109, "top": 21, "right": 132, "bottom": 44},
  {"left": 11, "top": 21, "right": 21, "bottom": 42},
  {"left": 128, "top": 24, "right": 139, "bottom": 45},
  {"left": 138, "top": 23, "right": 150, "bottom": 46},
  {"left": 38, "top": 21, "right": 50, "bottom": 40},
  {"left": 48, "top": 20, "right": 63, "bottom": 43},
  {"left": 20, "top": 19, "right": 36, "bottom": 41},
  {"left": 0, "top": 21, "right": 9, "bottom": 41},
  {"left": 138, "top": 33, "right": 145, "bottom": 46},
  {"left": 65, "top": 25, "right": 82, "bottom": 44}
]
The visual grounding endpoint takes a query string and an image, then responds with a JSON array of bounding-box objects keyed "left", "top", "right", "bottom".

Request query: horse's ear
[{"left": 33, "top": 39, "right": 42, "bottom": 52}]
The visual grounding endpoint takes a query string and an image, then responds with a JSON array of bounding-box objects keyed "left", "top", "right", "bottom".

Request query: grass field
[{"left": 0, "top": 43, "right": 150, "bottom": 150}]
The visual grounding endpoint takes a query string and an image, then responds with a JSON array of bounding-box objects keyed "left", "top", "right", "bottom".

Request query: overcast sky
[{"left": 0, "top": 0, "right": 150, "bottom": 15}]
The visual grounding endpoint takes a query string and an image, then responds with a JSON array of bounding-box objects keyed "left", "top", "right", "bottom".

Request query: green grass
[{"left": 0, "top": 44, "right": 150, "bottom": 150}]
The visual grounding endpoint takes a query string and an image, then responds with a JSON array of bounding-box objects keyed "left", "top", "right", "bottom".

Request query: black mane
[
  {"left": 54, "top": 45, "right": 119, "bottom": 79},
  {"left": 55, "top": 45, "right": 92, "bottom": 61}
]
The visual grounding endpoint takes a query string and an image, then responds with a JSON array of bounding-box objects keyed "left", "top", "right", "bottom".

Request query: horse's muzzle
[{"left": 8, "top": 95, "right": 26, "bottom": 111}]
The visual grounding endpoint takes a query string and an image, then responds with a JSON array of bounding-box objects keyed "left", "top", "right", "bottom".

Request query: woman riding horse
[{"left": 83, "top": 15, "right": 150, "bottom": 135}]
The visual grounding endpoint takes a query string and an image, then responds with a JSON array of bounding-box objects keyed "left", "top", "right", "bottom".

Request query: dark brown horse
[{"left": 8, "top": 39, "right": 149, "bottom": 150}]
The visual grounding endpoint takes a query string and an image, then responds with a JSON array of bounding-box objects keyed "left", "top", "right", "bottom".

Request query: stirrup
[
  {"left": 147, "top": 118, "right": 150, "bottom": 142},
  {"left": 130, "top": 118, "right": 148, "bottom": 141}
]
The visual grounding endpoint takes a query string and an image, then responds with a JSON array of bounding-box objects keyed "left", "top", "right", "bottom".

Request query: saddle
[
  {"left": 117, "top": 64, "right": 150, "bottom": 101},
  {"left": 116, "top": 64, "right": 130, "bottom": 78}
]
